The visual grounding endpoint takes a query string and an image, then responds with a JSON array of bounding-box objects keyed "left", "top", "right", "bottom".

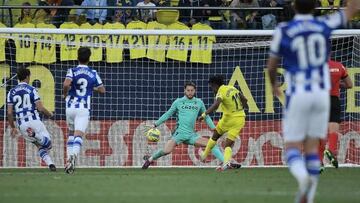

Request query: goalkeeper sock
[
  {"left": 151, "top": 149, "right": 165, "bottom": 161},
  {"left": 286, "top": 148, "right": 310, "bottom": 195},
  {"left": 318, "top": 139, "right": 325, "bottom": 165},
  {"left": 305, "top": 153, "right": 320, "bottom": 203},
  {"left": 328, "top": 132, "right": 338, "bottom": 155},
  {"left": 224, "top": 147, "right": 232, "bottom": 164},
  {"left": 66, "top": 135, "right": 74, "bottom": 160},
  {"left": 38, "top": 148, "right": 54, "bottom": 166},
  {"left": 211, "top": 145, "right": 224, "bottom": 162},
  {"left": 73, "top": 136, "right": 83, "bottom": 157},
  {"left": 203, "top": 138, "right": 217, "bottom": 159}
]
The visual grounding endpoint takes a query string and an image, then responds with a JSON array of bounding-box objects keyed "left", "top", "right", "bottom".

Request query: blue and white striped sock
[
  {"left": 67, "top": 135, "right": 74, "bottom": 159},
  {"left": 73, "top": 136, "right": 83, "bottom": 157},
  {"left": 38, "top": 148, "right": 54, "bottom": 166},
  {"left": 305, "top": 153, "right": 320, "bottom": 203},
  {"left": 286, "top": 148, "right": 310, "bottom": 194}
]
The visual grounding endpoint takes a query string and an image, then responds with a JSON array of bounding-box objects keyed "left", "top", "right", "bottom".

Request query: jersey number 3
[
  {"left": 291, "top": 33, "right": 326, "bottom": 69},
  {"left": 76, "top": 78, "right": 88, "bottom": 96}
]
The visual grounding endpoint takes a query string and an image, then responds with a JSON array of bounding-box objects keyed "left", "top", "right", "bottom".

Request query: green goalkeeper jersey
[{"left": 155, "top": 96, "right": 216, "bottom": 134}]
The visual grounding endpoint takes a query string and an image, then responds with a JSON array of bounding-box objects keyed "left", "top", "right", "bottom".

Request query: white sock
[
  {"left": 286, "top": 148, "right": 310, "bottom": 194},
  {"left": 38, "top": 148, "right": 54, "bottom": 166},
  {"left": 73, "top": 136, "right": 83, "bottom": 157},
  {"left": 67, "top": 135, "right": 74, "bottom": 160},
  {"left": 305, "top": 153, "right": 321, "bottom": 203}
]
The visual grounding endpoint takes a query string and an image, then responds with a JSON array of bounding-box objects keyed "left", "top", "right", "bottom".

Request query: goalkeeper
[{"left": 142, "top": 81, "right": 236, "bottom": 169}]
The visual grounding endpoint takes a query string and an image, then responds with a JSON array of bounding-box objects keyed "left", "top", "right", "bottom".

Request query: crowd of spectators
[{"left": 12, "top": 0, "right": 360, "bottom": 29}]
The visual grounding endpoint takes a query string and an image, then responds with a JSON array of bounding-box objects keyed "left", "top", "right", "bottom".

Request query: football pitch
[{"left": 0, "top": 168, "right": 359, "bottom": 203}]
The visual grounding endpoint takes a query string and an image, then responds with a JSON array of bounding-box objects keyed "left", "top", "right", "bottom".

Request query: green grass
[{"left": 0, "top": 168, "right": 359, "bottom": 203}]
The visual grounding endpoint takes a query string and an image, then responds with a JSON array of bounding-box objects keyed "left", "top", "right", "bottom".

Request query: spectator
[
  {"left": 318, "top": 0, "right": 341, "bottom": 15},
  {"left": 136, "top": 0, "right": 156, "bottom": 22},
  {"left": 77, "top": 0, "right": 108, "bottom": 24},
  {"left": 203, "top": 0, "right": 229, "bottom": 29},
  {"left": 107, "top": 0, "right": 133, "bottom": 24},
  {"left": 230, "top": 0, "right": 260, "bottom": 29},
  {"left": 178, "top": 0, "right": 203, "bottom": 26},
  {"left": 18, "top": 2, "right": 33, "bottom": 24},
  {"left": 260, "top": 0, "right": 283, "bottom": 29},
  {"left": 33, "top": 0, "right": 52, "bottom": 24},
  {"left": 50, "top": 0, "right": 75, "bottom": 27}
]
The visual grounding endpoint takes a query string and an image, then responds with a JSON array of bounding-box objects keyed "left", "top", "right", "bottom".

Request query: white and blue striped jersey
[
  {"left": 65, "top": 65, "right": 103, "bottom": 109},
  {"left": 270, "top": 11, "right": 347, "bottom": 94},
  {"left": 7, "top": 82, "right": 41, "bottom": 125}
]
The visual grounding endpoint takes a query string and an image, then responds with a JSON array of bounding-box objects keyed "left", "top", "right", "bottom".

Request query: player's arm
[
  {"left": 33, "top": 89, "right": 53, "bottom": 118},
  {"left": 200, "top": 101, "right": 216, "bottom": 130},
  {"left": 63, "top": 68, "right": 73, "bottom": 98},
  {"left": 7, "top": 104, "right": 18, "bottom": 138},
  {"left": 35, "top": 101, "right": 53, "bottom": 118},
  {"left": 63, "top": 78, "right": 72, "bottom": 98},
  {"left": 94, "top": 85, "right": 106, "bottom": 94},
  {"left": 239, "top": 91, "right": 248, "bottom": 109},
  {"left": 267, "top": 56, "right": 282, "bottom": 97},
  {"left": 340, "top": 75, "right": 353, "bottom": 89},
  {"left": 200, "top": 97, "right": 222, "bottom": 120},
  {"left": 94, "top": 71, "right": 105, "bottom": 94},
  {"left": 267, "top": 26, "right": 282, "bottom": 97},
  {"left": 153, "top": 100, "right": 178, "bottom": 127}
]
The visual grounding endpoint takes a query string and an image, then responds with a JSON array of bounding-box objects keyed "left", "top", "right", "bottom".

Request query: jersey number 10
[{"left": 291, "top": 33, "right": 326, "bottom": 69}]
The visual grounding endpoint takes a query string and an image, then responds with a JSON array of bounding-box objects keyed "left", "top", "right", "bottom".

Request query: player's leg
[
  {"left": 142, "top": 139, "right": 177, "bottom": 169},
  {"left": 192, "top": 136, "right": 224, "bottom": 163},
  {"left": 305, "top": 91, "right": 330, "bottom": 203},
  {"left": 323, "top": 96, "right": 340, "bottom": 169},
  {"left": 201, "top": 121, "right": 224, "bottom": 161},
  {"left": 26, "top": 120, "right": 56, "bottom": 171},
  {"left": 283, "top": 93, "right": 311, "bottom": 202},
  {"left": 325, "top": 122, "right": 339, "bottom": 168},
  {"left": 65, "top": 108, "right": 75, "bottom": 161},
  {"left": 71, "top": 109, "right": 89, "bottom": 163}
]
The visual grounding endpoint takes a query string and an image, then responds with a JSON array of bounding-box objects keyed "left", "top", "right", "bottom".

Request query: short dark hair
[
  {"left": 184, "top": 81, "right": 196, "bottom": 89},
  {"left": 78, "top": 47, "right": 91, "bottom": 64},
  {"left": 17, "top": 68, "right": 30, "bottom": 81},
  {"left": 208, "top": 75, "right": 225, "bottom": 86},
  {"left": 294, "top": 0, "right": 316, "bottom": 14}
]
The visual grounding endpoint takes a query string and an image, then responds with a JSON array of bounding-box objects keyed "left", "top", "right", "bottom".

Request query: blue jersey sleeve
[
  {"left": 94, "top": 70, "right": 103, "bottom": 87},
  {"left": 269, "top": 26, "right": 283, "bottom": 57},
  {"left": 7, "top": 91, "right": 13, "bottom": 105},
  {"left": 318, "top": 10, "right": 347, "bottom": 30},
  {"left": 66, "top": 68, "right": 73, "bottom": 80},
  {"left": 32, "top": 88, "right": 40, "bottom": 103}
]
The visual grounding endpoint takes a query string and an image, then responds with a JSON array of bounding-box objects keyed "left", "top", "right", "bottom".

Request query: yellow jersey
[
  {"left": 146, "top": 21, "right": 167, "bottom": 62},
  {"left": 190, "top": 23, "right": 215, "bottom": 64},
  {"left": 126, "top": 20, "right": 147, "bottom": 59},
  {"left": 14, "top": 23, "right": 35, "bottom": 63},
  {"left": 166, "top": 21, "right": 190, "bottom": 62},
  {"left": 80, "top": 23, "right": 103, "bottom": 62},
  {"left": 103, "top": 22, "right": 125, "bottom": 63},
  {"left": 58, "top": 22, "right": 80, "bottom": 61},
  {"left": 34, "top": 23, "right": 56, "bottom": 64},
  {"left": 0, "top": 23, "right": 7, "bottom": 62},
  {"left": 216, "top": 85, "right": 245, "bottom": 117}
]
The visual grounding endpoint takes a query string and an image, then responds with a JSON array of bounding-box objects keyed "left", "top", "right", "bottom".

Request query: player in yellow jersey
[{"left": 200, "top": 75, "right": 247, "bottom": 171}]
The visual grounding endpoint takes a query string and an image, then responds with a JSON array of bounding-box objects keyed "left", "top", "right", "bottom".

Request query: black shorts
[{"left": 329, "top": 96, "right": 341, "bottom": 123}]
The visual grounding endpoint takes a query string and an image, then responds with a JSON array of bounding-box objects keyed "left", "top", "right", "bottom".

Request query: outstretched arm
[
  {"left": 267, "top": 56, "right": 282, "bottom": 97},
  {"left": 35, "top": 101, "right": 53, "bottom": 118},
  {"left": 200, "top": 101, "right": 216, "bottom": 130},
  {"left": 154, "top": 100, "right": 177, "bottom": 127}
]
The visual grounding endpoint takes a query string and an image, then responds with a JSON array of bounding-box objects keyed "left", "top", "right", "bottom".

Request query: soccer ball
[{"left": 145, "top": 128, "right": 161, "bottom": 142}]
